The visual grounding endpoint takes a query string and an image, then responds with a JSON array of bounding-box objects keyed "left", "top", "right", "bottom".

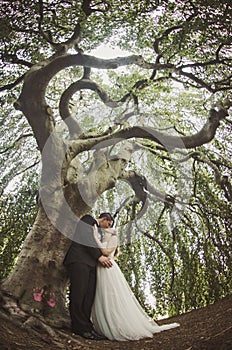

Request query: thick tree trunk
[
  {"left": 2, "top": 140, "right": 133, "bottom": 325},
  {"left": 2, "top": 207, "right": 70, "bottom": 326}
]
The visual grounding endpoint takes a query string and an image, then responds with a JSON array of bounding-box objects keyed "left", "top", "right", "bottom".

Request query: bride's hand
[{"left": 98, "top": 255, "right": 112, "bottom": 268}]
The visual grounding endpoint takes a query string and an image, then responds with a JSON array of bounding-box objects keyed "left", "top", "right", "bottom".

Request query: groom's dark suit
[{"left": 63, "top": 214, "right": 102, "bottom": 334}]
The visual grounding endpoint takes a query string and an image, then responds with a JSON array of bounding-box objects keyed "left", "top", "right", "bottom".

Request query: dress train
[{"left": 92, "top": 256, "right": 179, "bottom": 341}]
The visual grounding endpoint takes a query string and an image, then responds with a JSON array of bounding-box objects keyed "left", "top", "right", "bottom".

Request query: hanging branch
[{"left": 136, "top": 220, "right": 176, "bottom": 293}]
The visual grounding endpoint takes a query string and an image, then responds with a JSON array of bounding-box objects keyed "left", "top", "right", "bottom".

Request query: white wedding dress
[{"left": 91, "top": 228, "right": 179, "bottom": 341}]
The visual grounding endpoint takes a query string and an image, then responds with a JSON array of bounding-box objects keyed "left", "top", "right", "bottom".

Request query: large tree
[{"left": 0, "top": 0, "right": 231, "bottom": 326}]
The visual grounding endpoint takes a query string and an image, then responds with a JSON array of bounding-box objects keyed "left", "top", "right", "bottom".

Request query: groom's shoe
[
  {"left": 81, "top": 331, "right": 98, "bottom": 340},
  {"left": 91, "top": 329, "right": 107, "bottom": 340},
  {"left": 73, "top": 330, "right": 106, "bottom": 340}
]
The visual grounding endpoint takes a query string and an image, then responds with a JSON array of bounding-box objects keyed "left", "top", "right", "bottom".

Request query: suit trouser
[{"left": 67, "top": 262, "right": 97, "bottom": 333}]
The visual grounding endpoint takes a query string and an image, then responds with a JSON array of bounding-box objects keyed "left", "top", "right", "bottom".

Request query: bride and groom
[{"left": 63, "top": 212, "right": 179, "bottom": 341}]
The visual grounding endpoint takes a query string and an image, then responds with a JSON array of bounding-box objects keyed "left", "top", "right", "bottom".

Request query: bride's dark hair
[
  {"left": 99, "top": 212, "right": 119, "bottom": 257},
  {"left": 98, "top": 212, "right": 114, "bottom": 226}
]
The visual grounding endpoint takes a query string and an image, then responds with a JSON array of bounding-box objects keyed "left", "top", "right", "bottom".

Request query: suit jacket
[{"left": 63, "top": 215, "right": 102, "bottom": 267}]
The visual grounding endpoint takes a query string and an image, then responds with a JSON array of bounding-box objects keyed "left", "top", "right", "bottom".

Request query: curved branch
[
  {"left": 35, "top": 54, "right": 173, "bottom": 86},
  {"left": 216, "top": 42, "right": 232, "bottom": 60},
  {"left": 117, "top": 108, "right": 228, "bottom": 150},
  {"left": 19, "top": 54, "right": 167, "bottom": 122},
  {"left": 59, "top": 78, "right": 120, "bottom": 137},
  {"left": 14, "top": 160, "right": 40, "bottom": 177},
  {"left": 174, "top": 58, "right": 232, "bottom": 92},
  {"left": 63, "top": 23, "right": 81, "bottom": 48},
  {"left": 173, "top": 70, "right": 214, "bottom": 92},
  {"left": 118, "top": 170, "right": 149, "bottom": 220},
  {"left": 0, "top": 74, "right": 25, "bottom": 92},
  {"left": 153, "top": 24, "right": 182, "bottom": 57},
  {"left": 69, "top": 109, "right": 229, "bottom": 173},
  {"left": 120, "top": 170, "right": 148, "bottom": 203},
  {"left": 38, "top": 0, "right": 57, "bottom": 47},
  {"left": 60, "top": 79, "right": 119, "bottom": 113},
  {"left": 180, "top": 58, "right": 232, "bottom": 70},
  {"left": 117, "top": 168, "right": 179, "bottom": 219},
  {"left": 70, "top": 106, "right": 228, "bottom": 155}
]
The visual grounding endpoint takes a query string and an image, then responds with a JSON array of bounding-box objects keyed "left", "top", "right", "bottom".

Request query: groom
[{"left": 63, "top": 212, "right": 114, "bottom": 340}]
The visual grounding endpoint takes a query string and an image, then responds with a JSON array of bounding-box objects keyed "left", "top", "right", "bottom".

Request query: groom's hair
[{"left": 98, "top": 212, "right": 114, "bottom": 225}]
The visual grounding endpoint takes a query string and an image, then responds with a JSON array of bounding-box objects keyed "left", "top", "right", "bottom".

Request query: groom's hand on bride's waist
[{"left": 98, "top": 255, "right": 112, "bottom": 268}]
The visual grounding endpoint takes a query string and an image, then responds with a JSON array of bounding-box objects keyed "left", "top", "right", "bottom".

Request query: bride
[{"left": 91, "top": 226, "right": 180, "bottom": 341}]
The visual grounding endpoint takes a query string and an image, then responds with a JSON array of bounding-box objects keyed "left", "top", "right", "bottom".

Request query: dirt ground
[{"left": 0, "top": 295, "right": 232, "bottom": 350}]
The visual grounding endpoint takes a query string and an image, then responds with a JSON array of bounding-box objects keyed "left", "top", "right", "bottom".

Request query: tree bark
[{"left": 2, "top": 207, "right": 70, "bottom": 326}]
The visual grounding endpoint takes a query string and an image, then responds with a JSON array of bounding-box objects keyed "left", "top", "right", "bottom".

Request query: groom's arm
[
  {"left": 93, "top": 228, "right": 117, "bottom": 257},
  {"left": 78, "top": 215, "right": 112, "bottom": 267}
]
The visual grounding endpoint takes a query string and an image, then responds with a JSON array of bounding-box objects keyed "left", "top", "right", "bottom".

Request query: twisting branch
[
  {"left": 119, "top": 170, "right": 148, "bottom": 206},
  {"left": 65, "top": 23, "right": 81, "bottom": 48},
  {"left": 60, "top": 79, "right": 119, "bottom": 114},
  {"left": 59, "top": 77, "right": 120, "bottom": 138},
  {"left": 117, "top": 166, "right": 180, "bottom": 219},
  {"left": 37, "top": 54, "right": 174, "bottom": 84},
  {"left": 145, "top": 181, "right": 177, "bottom": 206},
  {"left": 68, "top": 104, "right": 229, "bottom": 164},
  {"left": 135, "top": 139, "right": 232, "bottom": 202}
]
